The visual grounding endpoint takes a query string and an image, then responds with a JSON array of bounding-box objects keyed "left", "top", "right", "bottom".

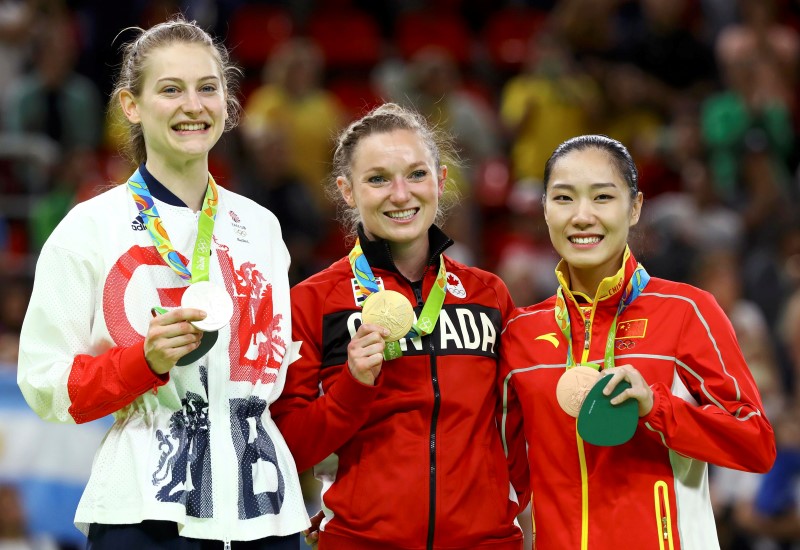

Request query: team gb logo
[{"left": 446, "top": 272, "right": 467, "bottom": 299}]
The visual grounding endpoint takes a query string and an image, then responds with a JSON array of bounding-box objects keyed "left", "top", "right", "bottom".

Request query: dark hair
[
  {"left": 329, "top": 102, "right": 459, "bottom": 236},
  {"left": 108, "top": 15, "right": 241, "bottom": 166},
  {"left": 543, "top": 134, "right": 640, "bottom": 200}
]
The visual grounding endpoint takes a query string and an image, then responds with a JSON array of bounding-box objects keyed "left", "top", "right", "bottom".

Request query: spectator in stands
[
  {"left": 499, "top": 29, "right": 601, "bottom": 184},
  {"left": 235, "top": 122, "right": 327, "bottom": 285},
  {"left": 3, "top": 14, "right": 102, "bottom": 152},
  {"left": 243, "top": 38, "right": 345, "bottom": 215}
]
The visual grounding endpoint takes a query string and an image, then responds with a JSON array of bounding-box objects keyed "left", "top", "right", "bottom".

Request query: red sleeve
[
  {"left": 272, "top": 282, "right": 379, "bottom": 472},
  {"left": 67, "top": 342, "right": 169, "bottom": 424},
  {"left": 641, "top": 289, "right": 776, "bottom": 473},
  {"left": 499, "top": 308, "right": 531, "bottom": 512},
  {"left": 500, "top": 376, "right": 531, "bottom": 512}
]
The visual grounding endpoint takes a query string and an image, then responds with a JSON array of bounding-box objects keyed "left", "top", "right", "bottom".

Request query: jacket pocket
[{"left": 653, "top": 480, "right": 675, "bottom": 550}]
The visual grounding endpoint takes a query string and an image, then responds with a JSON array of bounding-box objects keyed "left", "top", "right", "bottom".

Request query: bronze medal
[
  {"left": 361, "top": 290, "right": 415, "bottom": 342},
  {"left": 556, "top": 366, "right": 601, "bottom": 418}
]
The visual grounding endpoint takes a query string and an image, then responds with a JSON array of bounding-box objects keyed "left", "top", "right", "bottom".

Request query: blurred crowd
[{"left": 0, "top": 0, "right": 799, "bottom": 548}]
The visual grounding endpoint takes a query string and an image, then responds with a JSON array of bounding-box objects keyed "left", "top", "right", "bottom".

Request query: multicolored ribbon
[
  {"left": 127, "top": 169, "right": 219, "bottom": 284},
  {"left": 349, "top": 239, "right": 448, "bottom": 360},
  {"left": 555, "top": 264, "right": 650, "bottom": 370}
]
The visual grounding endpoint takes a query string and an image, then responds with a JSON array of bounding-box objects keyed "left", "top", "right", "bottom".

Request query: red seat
[
  {"left": 327, "top": 77, "right": 383, "bottom": 120},
  {"left": 228, "top": 5, "right": 293, "bottom": 69},
  {"left": 483, "top": 7, "right": 547, "bottom": 70},
  {"left": 395, "top": 12, "right": 472, "bottom": 65},
  {"left": 306, "top": 10, "right": 381, "bottom": 69}
]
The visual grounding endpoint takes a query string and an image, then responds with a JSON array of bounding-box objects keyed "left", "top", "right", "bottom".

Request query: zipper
[
  {"left": 385, "top": 237, "right": 448, "bottom": 550},
  {"left": 426, "top": 335, "right": 440, "bottom": 550},
  {"left": 583, "top": 318, "right": 591, "bottom": 350},
  {"left": 413, "top": 283, "right": 424, "bottom": 306},
  {"left": 224, "top": 540, "right": 231, "bottom": 550},
  {"left": 579, "top": 306, "right": 596, "bottom": 365},
  {"left": 653, "top": 481, "right": 675, "bottom": 550},
  {"left": 576, "top": 432, "right": 589, "bottom": 550}
]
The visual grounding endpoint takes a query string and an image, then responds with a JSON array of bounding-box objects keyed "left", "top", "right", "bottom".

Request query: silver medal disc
[{"left": 181, "top": 281, "right": 234, "bottom": 332}]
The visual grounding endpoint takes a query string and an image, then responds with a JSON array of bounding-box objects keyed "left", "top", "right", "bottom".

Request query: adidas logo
[{"left": 131, "top": 215, "right": 146, "bottom": 231}]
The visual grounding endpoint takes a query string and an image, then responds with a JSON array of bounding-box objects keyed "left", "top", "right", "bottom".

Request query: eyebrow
[
  {"left": 549, "top": 182, "right": 617, "bottom": 191},
  {"left": 363, "top": 161, "right": 428, "bottom": 173},
  {"left": 155, "top": 75, "right": 221, "bottom": 84}
]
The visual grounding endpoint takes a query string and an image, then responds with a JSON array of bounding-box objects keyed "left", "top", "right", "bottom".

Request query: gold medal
[
  {"left": 361, "top": 290, "right": 415, "bottom": 342},
  {"left": 556, "top": 366, "right": 601, "bottom": 418}
]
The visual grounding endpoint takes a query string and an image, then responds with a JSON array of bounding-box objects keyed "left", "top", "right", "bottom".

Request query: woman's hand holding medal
[
  {"left": 557, "top": 363, "right": 651, "bottom": 447},
  {"left": 145, "top": 308, "right": 208, "bottom": 375},
  {"left": 602, "top": 364, "right": 654, "bottom": 417},
  {"left": 347, "top": 323, "right": 390, "bottom": 385}
]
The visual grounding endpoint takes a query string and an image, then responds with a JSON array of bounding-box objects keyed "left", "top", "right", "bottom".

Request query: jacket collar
[
  {"left": 356, "top": 223, "right": 454, "bottom": 280},
  {"left": 555, "top": 246, "right": 639, "bottom": 309},
  {"left": 139, "top": 162, "right": 188, "bottom": 207}
]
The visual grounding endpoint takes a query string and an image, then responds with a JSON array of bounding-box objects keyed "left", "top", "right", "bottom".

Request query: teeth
[
  {"left": 571, "top": 236, "right": 601, "bottom": 244},
  {"left": 386, "top": 209, "right": 416, "bottom": 220},
  {"left": 174, "top": 123, "right": 206, "bottom": 131}
]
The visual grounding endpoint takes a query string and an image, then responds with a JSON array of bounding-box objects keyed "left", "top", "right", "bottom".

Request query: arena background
[{"left": 1, "top": 0, "right": 799, "bottom": 548}]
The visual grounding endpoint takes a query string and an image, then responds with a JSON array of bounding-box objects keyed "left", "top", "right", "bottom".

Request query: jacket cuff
[
  {"left": 639, "top": 383, "right": 662, "bottom": 423},
  {"left": 328, "top": 364, "right": 381, "bottom": 413},
  {"left": 119, "top": 342, "right": 169, "bottom": 391}
]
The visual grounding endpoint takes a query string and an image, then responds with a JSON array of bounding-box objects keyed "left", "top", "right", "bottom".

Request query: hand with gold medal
[
  {"left": 348, "top": 289, "right": 416, "bottom": 385},
  {"left": 346, "top": 238, "right": 448, "bottom": 381},
  {"left": 361, "top": 290, "right": 415, "bottom": 341}
]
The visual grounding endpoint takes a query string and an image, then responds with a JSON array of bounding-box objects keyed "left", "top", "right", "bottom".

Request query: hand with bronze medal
[{"left": 554, "top": 272, "right": 649, "bottom": 446}]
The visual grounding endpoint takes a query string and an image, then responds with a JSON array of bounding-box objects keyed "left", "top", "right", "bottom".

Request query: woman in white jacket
[{"left": 17, "top": 15, "right": 309, "bottom": 549}]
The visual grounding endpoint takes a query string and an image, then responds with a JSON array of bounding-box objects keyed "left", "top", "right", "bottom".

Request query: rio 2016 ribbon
[
  {"left": 127, "top": 169, "right": 219, "bottom": 284},
  {"left": 348, "top": 239, "right": 448, "bottom": 360},
  {"left": 555, "top": 260, "right": 650, "bottom": 372}
]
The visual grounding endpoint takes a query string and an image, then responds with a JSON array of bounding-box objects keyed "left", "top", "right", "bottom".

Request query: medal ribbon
[
  {"left": 349, "top": 239, "right": 448, "bottom": 360},
  {"left": 555, "top": 264, "right": 650, "bottom": 370},
  {"left": 127, "top": 169, "right": 219, "bottom": 284}
]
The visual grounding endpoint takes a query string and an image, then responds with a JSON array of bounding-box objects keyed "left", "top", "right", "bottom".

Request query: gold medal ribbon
[{"left": 348, "top": 239, "right": 448, "bottom": 360}]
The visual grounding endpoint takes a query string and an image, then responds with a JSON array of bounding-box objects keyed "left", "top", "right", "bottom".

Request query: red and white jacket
[
  {"left": 500, "top": 250, "right": 775, "bottom": 550},
  {"left": 273, "top": 225, "right": 528, "bottom": 550},
  {"left": 18, "top": 167, "right": 309, "bottom": 542}
]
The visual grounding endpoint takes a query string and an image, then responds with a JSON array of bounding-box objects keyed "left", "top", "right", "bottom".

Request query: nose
[
  {"left": 571, "top": 198, "right": 596, "bottom": 228},
  {"left": 389, "top": 177, "right": 411, "bottom": 203},
  {"left": 182, "top": 90, "right": 203, "bottom": 115}
]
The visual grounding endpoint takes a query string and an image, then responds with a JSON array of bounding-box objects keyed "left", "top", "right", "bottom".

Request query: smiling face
[
  {"left": 119, "top": 42, "right": 226, "bottom": 169},
  {"left": 543, "top": 147, "right": 643, "bottom": 293},
  {"left": 338, "top": 129, "right": 446, "bottom": 250}
]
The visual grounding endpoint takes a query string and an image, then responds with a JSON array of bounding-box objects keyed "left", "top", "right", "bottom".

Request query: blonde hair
[{"left": 329, "top": 102, "right": 460, "bottom": 237}]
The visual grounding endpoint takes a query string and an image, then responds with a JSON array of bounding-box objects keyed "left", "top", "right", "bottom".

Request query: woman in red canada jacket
[
  {"left": 271, "top": 103, "right": 528, "bottom": 550},
  {"left": 500, "top": 134, "right": 776, "bottom": 550}
]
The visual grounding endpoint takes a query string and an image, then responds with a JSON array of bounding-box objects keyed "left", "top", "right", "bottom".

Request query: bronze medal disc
[
  {"left": 361, "top": 290, "right": 415, "bottom": 342},
  {"left": 556, "top": 366, "right": 601, "bottom": 418}
]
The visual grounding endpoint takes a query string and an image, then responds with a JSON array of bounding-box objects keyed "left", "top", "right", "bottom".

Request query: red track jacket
[
  {"left": 500, "top": 250, "right": 775, "bottom": 550},
  {"left": 273, "top": 226, "right": 527, "bottom": 550}
]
